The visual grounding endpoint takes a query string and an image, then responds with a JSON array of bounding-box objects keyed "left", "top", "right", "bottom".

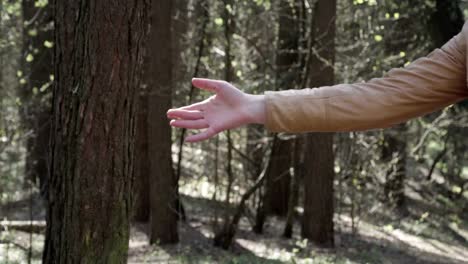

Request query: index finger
[{"left": 192, "top": 78, "right": 226, "bottom": 93}]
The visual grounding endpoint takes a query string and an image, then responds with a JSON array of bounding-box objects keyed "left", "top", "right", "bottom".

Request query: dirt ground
[{"left": 1, "top": 171, "right": 468, "bottom": 264}]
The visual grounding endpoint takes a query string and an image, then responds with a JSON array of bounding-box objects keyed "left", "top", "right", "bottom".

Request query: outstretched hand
[{"left": 167, "top": 78, "right": 265, "bottom": 143}]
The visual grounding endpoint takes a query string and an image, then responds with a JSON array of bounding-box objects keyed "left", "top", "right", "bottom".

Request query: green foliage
[{"left": 34, "top": 0, "right": 48, "bottom": 8}]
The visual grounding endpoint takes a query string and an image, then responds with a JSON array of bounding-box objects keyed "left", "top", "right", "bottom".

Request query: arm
[
  {"left": 266, "top": 29, "right": 468, "bottom": 132},
  {"left": 167, "top": 27, "right": 468, "bottom": 142}
]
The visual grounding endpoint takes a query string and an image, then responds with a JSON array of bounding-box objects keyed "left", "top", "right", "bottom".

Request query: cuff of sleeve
[{"left": 264, "top": 89, "right": 329, "bottom": 133}]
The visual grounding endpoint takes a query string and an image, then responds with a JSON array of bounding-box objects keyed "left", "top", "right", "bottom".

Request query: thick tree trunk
[
  {"left": 302, "top": 0, "right": 336, "bottom": 248},
  {"left": 302, "top": 134, "right": 335, "bottom": 246},
  {"left": 43, "top": 1, "right": 148, "bottom": 263},
  {"left": 148, "top": 0, "right": 179, "bottom": 244},
  {"left": 21, "top": 0, "right": 53, "bottom": 197}
]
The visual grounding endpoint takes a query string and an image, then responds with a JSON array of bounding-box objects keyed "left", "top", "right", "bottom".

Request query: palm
[{"left": 167, "top": 78, "right": 249, "bottom": 142}]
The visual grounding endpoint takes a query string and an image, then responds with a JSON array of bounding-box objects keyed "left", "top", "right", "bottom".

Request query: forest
[{"left": 0, "top": 0, "right": 468, "bottom": 263}]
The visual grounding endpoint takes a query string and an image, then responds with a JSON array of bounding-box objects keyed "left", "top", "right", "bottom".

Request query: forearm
[{"left": 264, "top": 30, "right": 468, "bottom": 133}]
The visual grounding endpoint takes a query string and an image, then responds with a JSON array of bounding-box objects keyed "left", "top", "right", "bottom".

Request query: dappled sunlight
[{"left": 338, "top": 214, "right": 468, "bottom": 263}]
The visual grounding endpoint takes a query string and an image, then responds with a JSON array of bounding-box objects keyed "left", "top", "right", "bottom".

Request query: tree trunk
[
  {"left": 264, "top": 0, "right": 300, "bottom": 217},
  {"left": 380, "top": 2, "right": 414, "bottom": 211},
  {"left": 302, "top": 134, "right": 335, "bottom": 246},
  {"left": 21, "top": 0, "right": 53, "bottom": 197},
  {"left": 43, "top": 1, "right": 148, "bottom": 262},
  {"left": 133, "top": 92, "right": 150, "bottom": 222},
  {"left": 431, "top": 0, "right": 468, "bottom": 110},
  {"left": 254, "top": 0, "right": 300, "bottom": 233},
  {"left": 265, "top": 138, "right": 293, "bottom": 216},
  {"left": 431, "top": 0, "right": 464, "bottom": 48},
  {"left": 302, "top": 0, "right": 336, "bottom": 248},
  {"left": 283, "top": 136, "right": 302, "bottom": 238},
  {"left": 148, "top": 0, "right": 179, "bottom": 244},
  {"left": 382, "top": 124, "right": 407, "bottom": 209}
]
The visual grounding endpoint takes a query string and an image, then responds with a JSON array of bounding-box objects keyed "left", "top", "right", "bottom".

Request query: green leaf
[
  {"left": 26, "top": 54, "right": 34, "bottom": 62},
  {"left": 215, "top": 18, "right": 223, "bottom": 26},
  {"left": 35, "top": 0, "right": 48, "bottom": 8},
  {"left": 44, "top": 40, "right": 54, "bottom": 48},
  {"left": 28, "top": 29, "right": 38, "bottom": 37}
]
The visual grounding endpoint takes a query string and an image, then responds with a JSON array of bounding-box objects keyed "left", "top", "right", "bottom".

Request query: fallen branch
[
  {"left": 213, "top": 153, "right": 269, "bottom": 249},
  {"left": 0, "top": 220, "right": 46, "bottom": 234},
  {"left": 0, "top": 239, "right": 28, "bottom": 251}
]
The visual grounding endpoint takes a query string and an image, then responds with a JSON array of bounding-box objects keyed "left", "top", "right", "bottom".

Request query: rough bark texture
[
  {"left": 44, "top": 1, "right": 148, "bottom": 263},
  {"left": 21, "top": 0, "right": 53, "bottom": 196},
  {"left": 302, "top": 0, "right": 336, "bottom": 248},
  {"left": 148, "top": 0, "right": 179, "bottom": 244}
]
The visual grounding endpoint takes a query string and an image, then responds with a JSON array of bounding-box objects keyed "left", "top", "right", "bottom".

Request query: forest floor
[{"left": 1, "top": 166, "right": 467, "bottom": 264}]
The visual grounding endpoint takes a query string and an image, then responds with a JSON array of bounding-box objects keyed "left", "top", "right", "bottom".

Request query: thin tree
[
  {"left": 302, "top": 0, "right": 336, "bottom": 247},
  {"left": 146, "top": 0, "right": 179, "bottom": 244},
  {"left": 254, "top": 0, "right": 300, "bottom": 233},
  {"left": 148, "top": 0, "right": 179, "bottom": 244}
]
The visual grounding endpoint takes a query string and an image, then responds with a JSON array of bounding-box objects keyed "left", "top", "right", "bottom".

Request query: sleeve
[{"left": 265, "top": 28, "right": 468, "bottom": 133}]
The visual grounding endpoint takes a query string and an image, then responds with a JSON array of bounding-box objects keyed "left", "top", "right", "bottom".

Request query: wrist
[{"left": 245, "top": 94, "right": 266, "bottom": 125}]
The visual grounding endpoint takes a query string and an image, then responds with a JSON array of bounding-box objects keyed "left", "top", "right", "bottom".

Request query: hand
[{"left": 167, "top": 78, "right": 266, "bottom": 143}]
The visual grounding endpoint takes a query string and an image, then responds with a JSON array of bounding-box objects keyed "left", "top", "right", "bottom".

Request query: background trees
[
  {"left": 1, "top": 0, "right": 468, "bottom": 263},
  {"left": 20, "top": 0, "right": 52, "bottom": 197}
]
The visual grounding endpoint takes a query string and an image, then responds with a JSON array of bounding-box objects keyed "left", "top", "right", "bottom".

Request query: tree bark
[
  {"left": 301, "top": 0, "right": 336, "bottom": 248},
  {"left": 148, "top": 0, "right": 179, "bottom": 244},
  {"left": 43, "top": 1, "right": 148, "bottom": 262}
]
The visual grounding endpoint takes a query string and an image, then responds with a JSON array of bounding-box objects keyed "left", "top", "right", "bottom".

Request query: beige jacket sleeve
[{"left": 265, "top": 25, "right": 468, "bottom": 133}]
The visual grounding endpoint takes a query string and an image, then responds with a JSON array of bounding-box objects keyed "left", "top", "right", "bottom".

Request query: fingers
[
  {"left": 170, "top": 119, "right": 209, "bottom": 129},
  {"left": 185, "top": 127, "right": 217, "bottom": 143},
  {"left": 192, "top": 78, "right": 227, "bottom": 93},
  {"left": 172, "top": 100, "right": 208, "bottom": 112},
  {"left": 167, "top": 109, "right": 203, "bottom": 120}
]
